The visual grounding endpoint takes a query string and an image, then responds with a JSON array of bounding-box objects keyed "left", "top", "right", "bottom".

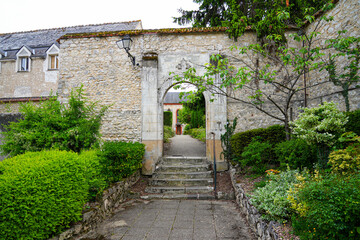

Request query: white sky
[{"left": 0, "top": 0, "right": 199, "bottom": 33}]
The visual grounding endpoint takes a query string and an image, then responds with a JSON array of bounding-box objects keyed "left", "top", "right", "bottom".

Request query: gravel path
[{"left": 164, "top": 135, "right": 206, "bottom": 157}]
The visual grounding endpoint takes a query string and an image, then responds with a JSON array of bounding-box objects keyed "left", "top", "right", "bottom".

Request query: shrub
[
  {"left": 275, "top": 138, "right": 317, "bottom": 170},
  {"left": 291, "top": 102, "right": 348, "bottom": 147},
  {"left": 328, "top": 135, "right": 360, "bottom": 175},
  {"left": 345, "top": 108, "right": 360, "bottom": 135},
  {"left": 240, "top": 139, "right": 273, "bottom": 174},
  {"left": 0, "top": 86, "right": 108, "bottom": 157},
  {"left": 188, "top": 127, "right": 206, "bottom": 142},
  {"left": 78, "top": 150, "right": 107, "bottom": 200},
  {"left": 0, "top": 150, "right": 91, "bottom": 239},
  {"left": 164, "top": 111, "right": 172, "bottom": 127},
  {"left": 99, "top": 141, "right": 145, "bottom": 184},
  {"left": 251, "top": 169, "right": 302, "bottom": 222},
  {"left": 231, "top": 124, "right": 286, "bottom": 159},
  {"left": 291, "top": 174, "right": 360, "bottom": 240},
  {"left": 164, "top": 125, "right": 175, "bottom": 143}
]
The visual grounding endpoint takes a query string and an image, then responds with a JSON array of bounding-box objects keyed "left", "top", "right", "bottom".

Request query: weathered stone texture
[
  {"left": 59, "top": 37, "right": 142, "bottom": 142},
  {"left": 304, "top": 0, "right": 360, "bottom": 111},
  {"left": 0, "top": 58, "right": 58, "bottom": 98}
]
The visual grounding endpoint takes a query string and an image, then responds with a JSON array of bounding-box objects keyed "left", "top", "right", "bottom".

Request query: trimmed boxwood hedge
[
  {"left": 0, "top": 150, "right": 94, "bottom": 239},
  {"left": 231, "top": 124, "right": 286, "bottom": 159},
  {"left": 164, "top": 111, "right": 172, "bottom": 127}
]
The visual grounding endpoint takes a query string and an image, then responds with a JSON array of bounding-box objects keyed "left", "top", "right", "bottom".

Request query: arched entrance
[{"left": 140, "top": 52, "right": 227, "bottom": 175}]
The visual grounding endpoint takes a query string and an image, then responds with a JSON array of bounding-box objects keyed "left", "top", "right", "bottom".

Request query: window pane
[
  {"left": 50, "top": 56, "right": 55, "bottom": 69},
  {"left": 20, "top": 57, "right": 28, "bottom": 71}
]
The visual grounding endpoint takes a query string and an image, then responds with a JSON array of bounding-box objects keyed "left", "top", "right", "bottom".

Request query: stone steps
[
  {"left": 144, "top": 156, "right": 214, "bottom": 198},
  {"left": 149, "top": 178, "right": 213, "bottom": 187},
  {"left": 153, "top": 171, "right": 212, "bottom": 179},
  {"left": 145, "top": 186, "right": 214, "bottom": 194}
]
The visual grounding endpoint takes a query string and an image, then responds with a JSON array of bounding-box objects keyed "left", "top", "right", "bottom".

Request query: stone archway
[{"left": 141, "top": 52, "right": 227, "bottom": 175}]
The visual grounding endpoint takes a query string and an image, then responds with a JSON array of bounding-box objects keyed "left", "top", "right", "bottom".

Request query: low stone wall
[
  {"left": 50, "top": 171, "right": 140, "bottom": 240},
  {"left": 229, "top": 166, "right": 279, "bottom": 240}
]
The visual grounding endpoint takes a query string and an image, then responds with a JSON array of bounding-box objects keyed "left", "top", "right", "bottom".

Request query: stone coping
[{"left": 229, "top": 165, "right": 280, "bottom": 240}]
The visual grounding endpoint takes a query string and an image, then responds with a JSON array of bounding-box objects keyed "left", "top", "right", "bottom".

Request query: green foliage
[
  {"left": 328, "top": 133, "right": 360, "bottom": 175},
  {"left": 345, "top": 109, "right": 360, "bottom": 135},
  {"left": 291, "top": 174, "right": 360, "bottom": 240},
  {"left": 178, "top": 91, "right": 205, "bottom": 129},
  {"left": 240, "top": 138, "right": 272, "bottom": 174},
  {"left": 231, "top": 124, "right": 286, "bottom": 159},
  {"left": 0, "top": 86, "right": 108, "bottom": 157},
  {"left": 77, "top": 150, "right": 107, "bottom": 200},
  {"left": 221, "top": 117, "right": 238, "bottom": 161},
  {"left": 275, "top": 138, "right": 317, "bottom": 170},
  {"left": 164, "top": 111, "right": 173, "bottom": 127},
  {"left": 0, "top": 150, "right": 92, "bottom": 239},
  {"left": 322, "top": 34, "right": 360, "bottom": 112},
  {"left": 174, "top": 0, "right": 332, "bottom": 42},
  {"left": 98, "top": 141, "right": 145, "bottom": 184},
  {"left": 164, "top": 126, "right": 175, "bottom": 143},
  {"left": 186, "top": 127, "right": 206, "bottom": 142},
  {"left": 251, "top": 169, "right": 301, "bottom": 222},
  {"left": 291, "top": 102, "right": 348, "bottom": 147}
]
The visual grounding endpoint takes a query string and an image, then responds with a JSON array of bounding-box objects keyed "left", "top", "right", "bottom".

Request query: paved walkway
[
  {"left": 164, "top": 135, "right": 206, "bottom": 157},
  {"left": 77, "top": 199, "right": 255, "bottom": 240}
]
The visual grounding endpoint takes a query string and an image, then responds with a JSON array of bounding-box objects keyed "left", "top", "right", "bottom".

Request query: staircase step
[
  {"left": 145, "top": 186, "right": 214, "bottom": 194},
  {"left": 150, "top": 178, "right": 213, "bottom": 187},
  {"left": 153, "top": 171, "right": 212, "bottom": 179},
  {"left": 140, "top": 193, "right": 215, "bottom": 200},
  {"left": 161, "top": 156, "right": 208, "bottom": 165},
  {"left": 156, "top": 164, "right": 210, "bottom": 172}
]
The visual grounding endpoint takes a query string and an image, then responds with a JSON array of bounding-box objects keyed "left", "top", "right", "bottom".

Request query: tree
[
  {"left": 173, "top": 14, "right": 335, "bottom": 140},
  {"left": 322, "top": 32, "right": 360, "bottom": 112},
  {"left": 0, "top": 86, "right": 108, "bottom": 157},
  {"left": 174, "top": 0, "right": 332, "bottom": 41},
  {"left": 177, "top": 91, "right": 206, "bottom": 128}
]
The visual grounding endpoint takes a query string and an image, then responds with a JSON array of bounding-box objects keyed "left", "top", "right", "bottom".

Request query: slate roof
[
  {"left": 164, "top": 92, "right": 190, "bottom": 104},
  {"left": 0, "top": 20, "right": 142, "bottom": 58}
]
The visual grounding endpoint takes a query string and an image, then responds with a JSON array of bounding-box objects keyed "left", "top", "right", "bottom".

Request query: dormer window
[
  {"left": 46, "top": 44, "right": 60, "bottom": 70},
  {"left": 16, "top": 46, "right": 32, "bottom": 72},
  {"left": 19, "top": 57, "right": 29, "bottom": 71},
  {"left": 48, "top": 54, "right": 59, "bottom": 70}
]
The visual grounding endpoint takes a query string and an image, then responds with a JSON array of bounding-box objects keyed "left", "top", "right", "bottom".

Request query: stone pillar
[
  {"left": 205, "top": 91, "right": 228, "bottom": 171},
  {"left": 141, "top": 53, "right": 162, "bottom": 175}
]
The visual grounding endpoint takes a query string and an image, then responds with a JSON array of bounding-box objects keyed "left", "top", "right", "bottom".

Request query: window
[
  {"left": 19, "top": 57, "right": 29, "bottom": 71},
  {"left": 48, "top": 54, "right": 58, "bottom": 70},
  {"left": 46, "top": 44, "right": 60, "bottom": 71},
  {"left": 16, "top": 46, "right": 32, "bottom": 72}
]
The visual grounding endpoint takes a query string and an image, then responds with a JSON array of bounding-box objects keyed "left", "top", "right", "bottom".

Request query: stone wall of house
[{"left": 0, "top": 58, "right": 58, "bottom": 100}]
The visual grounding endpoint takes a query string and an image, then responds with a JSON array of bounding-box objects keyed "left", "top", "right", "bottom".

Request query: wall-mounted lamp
[
  {"left": 116, "top": 35, "right": 136, "bottom": 66},
  {"left": 217, "top": 121, "right": 222, "bottom": 132}
]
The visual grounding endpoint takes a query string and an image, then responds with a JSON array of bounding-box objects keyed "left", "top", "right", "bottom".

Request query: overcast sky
[{"left": 0, "top": 0, "right": 199, "bottom": 33}]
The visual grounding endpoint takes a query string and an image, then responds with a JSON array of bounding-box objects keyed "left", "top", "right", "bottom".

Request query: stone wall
[
  {"left": 50, "top": 171, "right": 140, "bottom": 240},
  {"left": 0, "top": 58, "right": 58, "bottom": 99},
  {"left": 230, "top": 166, "right": 280, "bottom": 240},
  {"left": 304, "top": 0, "right": 360, "bottom": 111},
  {"left": 58, "top": 37, "right": 142, "bottom": 142}
]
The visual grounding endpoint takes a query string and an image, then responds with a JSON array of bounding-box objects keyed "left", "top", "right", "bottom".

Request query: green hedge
[
  {"left": 0, "top": 150, "right": 102, "bottom": 239},
  {"left": 99, "top": 141, "right": 145, "bottom": 183},
  {"left": 187, "top": 127, "right": 206, "bottom": 142},
  {"left": 275, "top": 138, "right": 317, "bottom": 170},
  {"left": 345, "top": 109, "right": 360, "bottom": 135},
  {"left": 164, "top": 111, "right": 172, "bottom": 127},
  {"left": 231, "top": 124, "right": 286, "bottom": 159}
]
